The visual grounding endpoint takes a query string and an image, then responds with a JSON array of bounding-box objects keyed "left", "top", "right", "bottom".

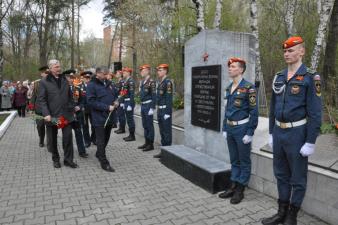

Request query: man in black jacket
[
  {"left": 30, "top": 66, "right": 48, "bottom": 148},
  {"left": 37, "top": 59, "right": 78, "bottom": 169}
]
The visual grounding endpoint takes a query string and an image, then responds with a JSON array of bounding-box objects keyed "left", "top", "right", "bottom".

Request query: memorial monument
[{"left": 161, "top": 29, "right": 256, "bottom": 193}]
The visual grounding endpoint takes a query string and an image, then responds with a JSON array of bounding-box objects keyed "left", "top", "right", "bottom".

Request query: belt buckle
[
  {"left": 228, "top": 121, "right": 234, "bottom": 126},
  {"left": 280, "top": 122, "right": 287, "bottom": 129}
]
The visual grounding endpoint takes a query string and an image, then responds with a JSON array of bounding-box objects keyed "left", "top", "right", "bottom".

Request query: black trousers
[
  {"left": 36, "top": 119, "right": 45, "bottom": 144},
  {"left": 94, "top": 125, "right": 112, "bottom": 164},
  {"left": 17, "top": 105, "right": 26, "bottom": 117},
  {"left": 46, "top": 124, "right": 74, "bottom": 163}
]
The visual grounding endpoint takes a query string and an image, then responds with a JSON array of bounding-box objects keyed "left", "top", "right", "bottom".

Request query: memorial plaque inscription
[{"left": 191, "top": 65, "right": 221, "bottom": 131}]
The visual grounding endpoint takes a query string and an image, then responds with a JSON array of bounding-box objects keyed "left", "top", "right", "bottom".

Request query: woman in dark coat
[{"left": 13, "top": 82, "right": 28, "bottom": 117}]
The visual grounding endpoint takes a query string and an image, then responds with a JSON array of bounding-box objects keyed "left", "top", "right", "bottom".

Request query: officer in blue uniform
[
  {"left": 137, "top": 64, "right": 156, "bottom": 151},
  {"left": 64, "top": 70, "right": 88, "bottom": 158},
  {"left": 86, "top": 66, "right": 118, "bottom": 172},
  {"left": 218, "top": 57, "right": 258, "bottom": 204},
  {"left": 120, "top": 67, "right": 136, "bottom": 142},
  {"left": 153, "top": 64, "right": 173, "bottom": 158},
  {"left": 114, "top": 70, "right": 126, "bottom": 134},
  {"left": 262, "top": 37, "right": 322, "bottom": 225},
  {"left": 79, "top": 71, "right": 92, "bottom": 148}
]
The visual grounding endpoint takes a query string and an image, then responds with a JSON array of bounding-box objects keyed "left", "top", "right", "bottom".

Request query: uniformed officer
[
  {"left": 262, "top": 37, "right": 322, "bottom": 225},
  {"left": 218, "top": 57, "right": 258, "bottom": 204},
  {"left": 119, "top": 67, "right": 136, "bottom": 142},
  {"left": 64, "top": 69, "right": 88, "bottom": 158},
  {"left": 137, "top": 64, "right": 156, "bottom": 151},
  {"left": 114, "top": 70, "right": 126, "bottom": 134},
  {"left": 30, "top": 66, "right": 49, "bottom": 148},
  {"left": 79, "top": 71, "right": 92, "bottom": 148},
  {"left": 153, "top": 64, "right": 173, "bottom": 158}
]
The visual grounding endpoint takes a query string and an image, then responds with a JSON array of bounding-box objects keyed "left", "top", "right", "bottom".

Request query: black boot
[
  {"left": 143, "top": 142, "right": 154, "bottom": 151},
  {"left": 230, "top": 183, "right": 245, "bottom": 204},
  {"left": 218, "top": 182, "right": 237, "bottom": 199},
  {"left": 124, "top": 132, "right": 135, "bottom": 141},
  {"left": 138, "top": 139, "right": 148, "bottom": 149},
  {"left": 261, "top": 200, "right": 289, "bottom": 225},
  {"left": 283, "top": 205, "right": 300, "bottom": 225},
  {"left": 115, "top": 127, "right": 125, "bottom": 134}
]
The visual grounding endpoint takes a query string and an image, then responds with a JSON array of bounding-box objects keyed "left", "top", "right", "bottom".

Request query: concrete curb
[{"left": 0, "top": 111, "right": 17, "bottom": 140}]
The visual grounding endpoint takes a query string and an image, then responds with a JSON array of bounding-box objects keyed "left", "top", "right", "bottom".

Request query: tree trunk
[
  {"left": 284, "top": 0, "right": 297, "bottom": 36},
  {"left": 0, "top": 0, "right": 3, "bottom": 83},
  {"left": 322, "top": 0, "right": 338, "bottom": 106},
  {"left": 132, "top": 24, "right": 137, "bottom": 77},
  {"left": 311, "top": 0, "right": 335, "bottom": 71},
  {"left": 118, "top": 23, "right": 123, "bottom": 62},
  {"left": 108, "top": 22, "right": 119, "bottom": 68},
  {"left": 192, "top": 0, "right": 205, "bottom": 32},
  {"left": 40, "top": 0, "right": 51, "bottom": 67},
  {"left": 77, "top": 0, "right": 80, "bottom": 66},
  {"left": 250, "top": 0, "right": 268, "bottom": 115},
  {"left": 213, "top": 0, "right": 222, "bottom": 29},
  {"left": 71, "top": 0, "right": 75, "bottom": 69}
]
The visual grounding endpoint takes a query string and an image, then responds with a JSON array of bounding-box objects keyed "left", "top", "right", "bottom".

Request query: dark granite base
[{"left": 160, "top": 145, "right": 231, "bottom": 194}]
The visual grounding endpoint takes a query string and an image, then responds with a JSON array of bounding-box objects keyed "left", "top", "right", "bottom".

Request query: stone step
[{"left": 160, "top": 145, "right": 231, "bottom": 194}]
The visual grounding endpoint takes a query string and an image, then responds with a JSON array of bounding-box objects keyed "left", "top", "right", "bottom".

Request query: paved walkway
[{"left": 0, "top": 117, "right": 328, "bottom": 225}]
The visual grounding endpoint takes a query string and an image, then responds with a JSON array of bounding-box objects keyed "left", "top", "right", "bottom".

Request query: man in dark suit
[
  {"left": 30, "top": 66, "right": 49, "bottom": 148},
  {"left": 37, "top": 59, "right": 78, "bottom": 169}
]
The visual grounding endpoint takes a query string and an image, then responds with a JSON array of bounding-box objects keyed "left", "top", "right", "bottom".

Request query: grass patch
[{"left": 0, "top": 114, "right": 10, "bottom": 126}]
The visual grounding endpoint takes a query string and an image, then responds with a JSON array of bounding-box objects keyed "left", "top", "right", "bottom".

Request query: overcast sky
[{"left": 80, "top": 0, "right": 106, "bottom": 40}]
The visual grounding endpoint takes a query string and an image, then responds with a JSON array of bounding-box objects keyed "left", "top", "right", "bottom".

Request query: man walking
[
  {"left": 86, "top": 67, "right": 118, "bottom": 172},
  {"left": 37, "top": 60, "right": 78, "bottom": 169}
]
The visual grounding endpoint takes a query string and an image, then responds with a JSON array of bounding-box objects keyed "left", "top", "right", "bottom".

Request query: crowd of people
[
  {"left": 31, "top": 60, "right": 172, "bottom": 172},
  {"left": 0, "top": 80, "right": 35, "bottom": 116}
]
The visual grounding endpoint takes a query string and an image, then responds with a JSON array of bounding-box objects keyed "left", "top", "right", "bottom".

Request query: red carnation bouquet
[
  {"left": 31, "top": 115, "right": 69, "bottom": 129},
  {"left": 28, "top": 103, "right": 35, "bottom": 110},
  {"left": 119, "top": 89, "right": 128, "bottom": 96}
]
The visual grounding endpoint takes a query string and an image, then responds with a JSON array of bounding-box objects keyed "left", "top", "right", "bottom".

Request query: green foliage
[
  {"left": 320, "top": 122, "right": 338, "bottom": 135},
  {"left": 173, "top": 94, "right": 184, "bottom": 110}
]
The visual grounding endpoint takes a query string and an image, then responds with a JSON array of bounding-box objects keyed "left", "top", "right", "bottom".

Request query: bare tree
[
  {"left": 213, "top": 0, "right": 222, "bottom": 29},
  {"left": 192, "top": 0, "right": 205, "bottom": 31},
  {"left": 311, "top": 0, "right": 335, "bottom": 70},
  {"left": 322, "top": 0, "right": 338, "bottom": 106},
  {"left": 284, "top": 0, "right": 297, "bottom": 36}
]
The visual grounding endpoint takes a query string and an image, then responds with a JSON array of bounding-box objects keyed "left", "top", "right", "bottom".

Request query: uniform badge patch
[
  {"left": 248, "top": 88, "right": 256, "bottom": 106},
  {"left": 314, "top": 75, "right": 321, "bottom": 96},
  {"left": 167, "top": 81, "right": 172, "bottom": 94},
  {"left": 291, "top": 85, "right": 300, "bottom": 94},
  {"left": 234, "top": 98, "right": 242, "bottom": 107}
]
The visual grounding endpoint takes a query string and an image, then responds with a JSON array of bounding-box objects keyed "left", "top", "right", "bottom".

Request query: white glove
[
  {"left": 148, "top": 108, "right": 154, "bottom": 116},
  {"left": 126, "top": 105, "right": 132, "bottom": 111},
  {"left": 300, "top": 143, "right": 315, "bottom": 157},
  {"left": 164, "top": 114, "right": 170, "bottom": 120},
  {"left": 222, "top": 132, "right": 227, "bottom": 139},
  {"left": 242, "top": 135, "right": 253, "bottom": 144},
  {"left": 268, "top": 134, "right": 273, "bottom": 149},
  {"left": 120, "top": 103, "right": 125, "bottom": 109}
]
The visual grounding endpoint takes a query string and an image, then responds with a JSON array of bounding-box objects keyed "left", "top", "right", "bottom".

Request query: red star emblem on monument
[{"left": 203, "top": 52, "right": 209, "bottom": 62}]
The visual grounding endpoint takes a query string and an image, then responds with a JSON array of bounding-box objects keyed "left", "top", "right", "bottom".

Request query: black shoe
[
  {"left": 39, "top": 143, "right": 44, "bottom": 147},
  {"left": 112, "top": 123, "right": 117, "bottom": 128},
  {"left": 153, "top": 153, "right": 161, "bottom": 158},
  {"left": 124, "top": 134, "right": 135, "bottom": 142},
  {"left": 92, "top": 141, "right": 97, "bottom": 145},
  {"left": 79, "top": 153, "right": 88, "bottom": 158},
  {"left": 53, "top": 161, "right": 61, "bottom": 168},
  {"left": 219, "top": 182, "right": 237, "bottom": 199},
  {"left": 230, "top": 183, "right": 245, "bottom": 204},
  {"left": 138, "top": 143, "right": 147, "bottom": 149},
  {"left": 85, "top": 143, "right": 91, "bottom": 148},
  {"left": 64, "top": 161, "right": 78, "bottom": 168},
  {"left": 262, "top": 200, "right": 289, "bottom": 225},
  {"left": 101, "top": 163, "right": 115, "bottom": 172},
  {"left": 143, "top": 143, "right": 154, "bottom": 152},
  {"left": 115, "top": 129, "right": 125, "bottom": 134},
  {"left": 283, "top": 205, "right": 300, "bottom": 225}
]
